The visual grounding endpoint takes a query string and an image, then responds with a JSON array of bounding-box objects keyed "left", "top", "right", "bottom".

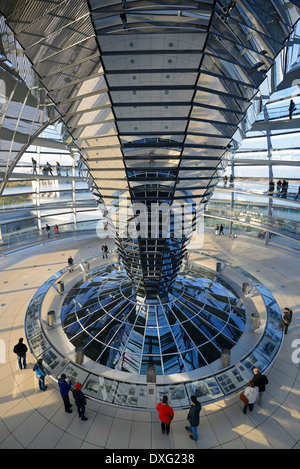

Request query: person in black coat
[
  {"left": 13, "top": 338, "right": 28, "bottom": 370},
  {"left": 252, "top": 368, "right": 268, "bottom": 405},
  {"left": 185, "top": 395, "right": 202, "bottom": 441},
  {"left": 72, "top": 383, "right": 88, "bottom": 421},
  {"left": 282, "top": 307, "right": 293, "bottom": 334}
]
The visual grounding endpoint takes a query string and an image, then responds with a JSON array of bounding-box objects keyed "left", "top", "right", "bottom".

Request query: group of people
[
  {"left": 223, "top": 175, "right": 234, "bottom": 187},
  {"left": 156, "top": 367, "right": 270, "bottom": 440},
  {"left": 268, "top": 179, "right": 289, "bottom": 197},
  {"left": 13, "top": 339, "right": 89, "bottom": 420},
  {"left": 12, "top": 304, "right": 293, "bottom": 438},
  {"left": 156, "top": 395, "right": 201, "bottom": 442},
  {"left": 45, "top": 223, "right": 59, "bottom": 238},
  {"left": 31, "top": 158, "right": 69, "bottom": 177},
  {"left": 215, "top": 224, "right": 225, "bottom": 236}
]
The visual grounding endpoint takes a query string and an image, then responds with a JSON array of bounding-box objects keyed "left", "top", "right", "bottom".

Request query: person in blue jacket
[
  {"left": 33, "top": 358, "right": 47, "bottom": 391},
  {"left": 58, "top": 374, "right": 72, "bottom": 413},
  {"left": 185, "top": 395, "right": 202, "bottom": 441}
]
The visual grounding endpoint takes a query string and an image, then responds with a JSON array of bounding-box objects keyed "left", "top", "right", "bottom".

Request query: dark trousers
[
  {"left": 63, "top": 395, "right": 71, "bottom": 412},
  {"left": 161, "top": 422, "right": 170, "bottom": 434},
  {"left": 77, "top": 405, "right": 86, "bottom": 419},
  {"left": 243, "top": 403, "right": 254, "bottom": 414}
]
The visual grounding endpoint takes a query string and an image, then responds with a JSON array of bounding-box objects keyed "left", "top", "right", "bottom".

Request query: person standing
[
  {"left": 215, "top": 224, "right": 219, "bottom": 236},
  {"left": 56, "top": 162, "right": 61, "bottom": 176},
  {"left": 33, "top": 358, "right": 47, "bottom": 391},
  {"left": 13, "top": 338, "right": 28, "bottom": 370},
  {"left": 31, "top": 157, "right": 38, "bottom": 175},
  {"left": 276, "top": 180, "right": 282, "bottom": 194},
  {"left": 185, "top": 395, "right": 202, "bottom": 441},
  {"left": 73, "top": 383, "right": 88, "bottom": 421},
  {"left": 252, "top": 368, "right": 268, "bottom": 405},
  {"left": 282, "top": 307, "right": 293, "bottom": 334},
  {"left": 156, "top": 395, "right": 174, "bottom": 435},
  {"left": 58, "top": 374, "right": 72, "bottom": 413},
  {"left": 102, "top": 243, "right": 108, "bottom": 259},
  {"left": 54, "top": 224, "right": 59, "bottom": 237},
  {"left": 242, "top": 380, "right": 258, "bottom": 414},
  {"left": 45, "top": 224, "right": 50, "bottom": 238}
]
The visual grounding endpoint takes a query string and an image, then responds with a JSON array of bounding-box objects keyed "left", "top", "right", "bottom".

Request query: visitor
[
  {"left": 241, "top": 380, "right": 258, "bottom": 414},
  {"left": 219, "top": 224, "right": 224, "bottom": 235},
  {"left": 276, "top": 180, "right": 282, "bottom": 194},
  {"left": 31, "top": 157, "right": 37, "bottom": 175},
  {"left": 102, "top": 243, "right": 108, "bottom": 258},
  {"left": 54, "top": 224, "right": 59, "bottom": 237},
  {"left": 46, "top": 162, "right": 53, "bottom": 176},
  {"left": 67, "top": 255, "right": 74, "bottom": 272},
  {"left": 45, "top": 224, "right": 50, "bottom": 238},
  {"left": 215, "top": 224, "right": 219, "bottom": 236},
  {"left": 56, "top": 162, "right": 61, "bottom": 176},
  {"left": 252, "top": 368, "right": 268, "bottom": 405},
  {"left": 268, "top": 180, "right": 274, "bottom": 192},
  {"left": 281, "top": 179, "right": 288, "bottom": 197},
  {"left": 185, "top": 395, "right": 202, "bottom": 441},
  {"left": 156, "top": 395, "right": 174, "bottom": 435},
  {"left": 289, "top": 99, "right": 296, "bottom": 119},
  {"left": 13, "top": 338, "right": 28, "bottom": 370},
  {"left": 72, "top": 383, "right": 88, "bottom": 421},
  {"left": 282, "top": 307, "right": 293, "bottom": 335},
  {"left": 58, "top": 374, "right": 72, "bottom": 413},
  {"left": 229, "top": 175, "right": 234, "bottom": 187},
  {"left": 33, "top": 358, "right": 47, "bottom": 391},
  {"left": 223, "top": 175, "right": 228, "bottom": 187}
]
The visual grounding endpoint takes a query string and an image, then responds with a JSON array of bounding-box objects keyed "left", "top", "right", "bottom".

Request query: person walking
[
  {"left": 58, "top": 374, "right": 72, "bottom": 413},
  {"left": 33, "top": 358, "right": 47, "bottom": 391},
  {"left": 46, "top": 162, "right": 53, "bottom": 176},
  {"left": 67, "top": 255, "right": 74, "bottom": 272},
  {"left": 289, "top": 99, "right": 296, "bottom": 119},
  {"left": 102, "top": 243, "right": 108, "bottom": 259},
  {"left": 282, "top": 307, "right": 293, "bottom": 334},
  {"left": 215, "top": 224, "right": 219, "bottom": 236},
  {"left": 54, "top": 224, "right": 59, "bottom": 237},
  {"left": 13, "top": 338, "right": 28, "bottom": 370},
  {"left": 185, "top": 395, "right": 202, "bottom": 441},
  {"left": 156, "top": 395, "right": 174, "bottom": 435},
  {"left": 72, "top": 383, "right": 88, "bottom": 421},
  {"left": 241, "top": 380, "right": 258, "bottom": 414},
  {"left": 219, "top": 224, "right": 224, "bottom": 235},
  {"left": 252, "top": 368, "right": 268, "bottom": 405}
]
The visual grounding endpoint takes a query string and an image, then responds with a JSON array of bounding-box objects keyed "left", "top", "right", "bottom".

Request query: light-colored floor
[{"left": 0, "top": 232, "right": 299, "bottom": 449}]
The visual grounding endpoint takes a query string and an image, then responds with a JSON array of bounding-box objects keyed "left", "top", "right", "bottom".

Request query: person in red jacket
[{"left": 156, "top": 395, "right": 174, "bottom": 435}]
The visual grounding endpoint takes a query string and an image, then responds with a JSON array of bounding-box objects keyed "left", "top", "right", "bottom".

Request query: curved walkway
[{"left": 0, "top": 233, "right": 299, "bottom": 449}]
